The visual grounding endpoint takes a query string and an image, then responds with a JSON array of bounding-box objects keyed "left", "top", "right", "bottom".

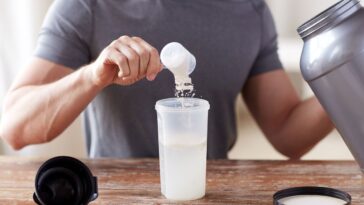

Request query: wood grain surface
[{"left": 0, "top": 157, "right": 363, "bottom": 204}]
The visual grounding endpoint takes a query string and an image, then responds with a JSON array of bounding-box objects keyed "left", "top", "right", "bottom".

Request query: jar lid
[
  {"left": 297, "top": 0, "right": 361, "bottom": 39},
  {"left": 273, "top": 186, "right": 351, "bottom": 205},
  {"left": 33, "top": 156, "right": 98, "bottom": 205}
]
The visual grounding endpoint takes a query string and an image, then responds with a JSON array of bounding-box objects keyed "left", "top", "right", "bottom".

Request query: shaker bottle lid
[
  {"left": 273, "top": 186, "right": 351, "bottom": 205},
  {"left": 33, "top": 156, "right": 98, "bottom": 205},
  {"left": 297, "top": 0, "right": 361, "bottom": 39}
]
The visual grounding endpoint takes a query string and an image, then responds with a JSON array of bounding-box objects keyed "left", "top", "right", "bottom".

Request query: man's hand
[{"left": 90, "top": 35, "right": 163, "bottom": 88}]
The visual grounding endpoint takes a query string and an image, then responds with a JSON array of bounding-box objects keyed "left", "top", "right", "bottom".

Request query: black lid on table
[
  {"left": 273, "top": 186, "right": 351, "bottom": 205},
  {"left": 33, "top": 156, "right": 98, "bottom": 205}
]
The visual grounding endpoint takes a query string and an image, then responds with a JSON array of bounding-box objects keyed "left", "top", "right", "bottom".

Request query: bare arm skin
[
  {"left": 0, "top": 36, "right": 162, "bottom": 150},
  {"left": 243, "top": 70, "right": 334, "bottom": 159}
]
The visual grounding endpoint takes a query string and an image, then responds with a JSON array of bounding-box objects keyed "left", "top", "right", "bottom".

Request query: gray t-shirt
[{"left": 35, "top": 0, "right": 282, "bottom": 158}]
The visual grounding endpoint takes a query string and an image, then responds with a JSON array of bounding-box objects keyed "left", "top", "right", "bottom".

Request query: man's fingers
[
  {"left": 113, "top": 42, "right": 139, "bottom": 80},
  {"left": 113, "top": 77, "right": 137, "bottom": 86},
  {"left": 108, "top": 35, "right": 161, "bottom": 84},
  {"left": 132, "top": 37, "right": 162, "bottom": 81},
  {"left": 129, "top": 41, "right": 150, "bottom": 77},
  {"left": 105, "top": 48, "right": 130, "bottom": 78},
  {"left": 146, "top": 47, "right": 162, "bottom": 81},
  {"left": 118, "top": 35, "right": 133, "bottom": 44},
  {"left": 117, "top": 36, "right": 152, "bottom": 79}
]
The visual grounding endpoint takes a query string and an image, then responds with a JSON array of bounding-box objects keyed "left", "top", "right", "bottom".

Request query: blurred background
[{"left": 0, "top": 0, "right": 356, "bottom": 160}]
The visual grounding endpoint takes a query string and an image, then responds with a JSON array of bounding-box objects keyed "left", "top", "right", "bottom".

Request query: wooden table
[{"left": 0, "top": 157, "right": 363, "bottom": 204}]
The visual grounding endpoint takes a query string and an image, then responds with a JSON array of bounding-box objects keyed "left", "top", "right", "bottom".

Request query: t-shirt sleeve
[
  {"left": 248, "top": 1, "right": 283, "bottom": 77},
  {"left": 34, "top": 0, "right": 93, "bottom": 70}
]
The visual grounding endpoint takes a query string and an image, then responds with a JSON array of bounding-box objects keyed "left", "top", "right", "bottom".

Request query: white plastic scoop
[
  {"left": 160, "top": 42, "right": 196, "bottom": 91},
  {"left": 161, "top": 42, "right": 196, "bottom": 76}
]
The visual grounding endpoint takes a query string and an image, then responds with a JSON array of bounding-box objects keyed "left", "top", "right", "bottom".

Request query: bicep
[
  {"left": 242, "top": 69, "right": 300, "bottom": 136},
  {"left": 10, "top": 57, "right": 74, "bottom": 91}
]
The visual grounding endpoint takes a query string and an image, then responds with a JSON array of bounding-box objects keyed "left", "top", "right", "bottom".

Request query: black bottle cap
[
  {"left": 273, "top": 186, "right": 351, "bottom": 205},
  {"left": 33, "top": 156, "right": 98, "bottom": 205}
]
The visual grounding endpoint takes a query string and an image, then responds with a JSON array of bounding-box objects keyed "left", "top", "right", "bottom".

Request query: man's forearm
[
  {"left": 273, "top": 97, "right": 334, "bottom": 159},
  {"left": 0, "top": 65, "right": 102, "bottom": 149}
]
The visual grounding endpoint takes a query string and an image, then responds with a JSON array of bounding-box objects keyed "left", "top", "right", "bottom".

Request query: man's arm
[
  {"left": 0, "top": 36, "right": 161, "bottom": 150},
  {"left": 0, "top": 58, "right": 99, "bottom": 149},
  {"left": 242, "top": 69, "right": 334, "bottom": 159}
]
